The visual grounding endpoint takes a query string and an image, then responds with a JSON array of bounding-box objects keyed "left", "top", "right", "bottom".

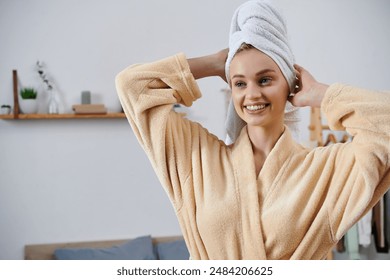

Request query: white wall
[{"left": 0, "top": 0, "right": 389, "bottom": 259}]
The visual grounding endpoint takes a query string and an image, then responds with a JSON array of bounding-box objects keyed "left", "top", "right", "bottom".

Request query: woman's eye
[
  {"left": 259, "top": 77, "right": 271, "bottom": 85},
  {"left": 234, "top": 81, "right": 246, "bottom": 88}
]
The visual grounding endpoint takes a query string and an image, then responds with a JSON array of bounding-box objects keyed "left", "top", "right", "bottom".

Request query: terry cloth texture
[
  {"left": 116, "top": 53, "right": 390, "bottom": 259},
  {"left": 224, "top": 0, "right": 299, "bottom": 143}
]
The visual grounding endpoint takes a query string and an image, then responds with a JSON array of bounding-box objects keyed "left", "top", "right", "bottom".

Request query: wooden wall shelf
[
  {"left": 0, "top": 113, "right": 126, "bottom": 120},
  {"left": 0, "top": 114, "right": 15, "bottom": 120},
  {"left": 0, "top": 69, "right": 125, "bottom": 121}
]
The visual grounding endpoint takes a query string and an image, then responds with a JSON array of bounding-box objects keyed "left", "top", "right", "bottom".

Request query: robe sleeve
[
  {"left": 115, "top": 53, "right": 203, "bottom": 209},
  {"left": 322, "top": 83, "right": 390, "bottom": 240}
]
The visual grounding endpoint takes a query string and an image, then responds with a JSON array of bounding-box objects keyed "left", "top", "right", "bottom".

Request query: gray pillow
[
  {"left": 54, "top": 235, "right": 157, "bottom": 260},
  {"left": 155, "top": 239, "right": 189, "bottom": 260}
]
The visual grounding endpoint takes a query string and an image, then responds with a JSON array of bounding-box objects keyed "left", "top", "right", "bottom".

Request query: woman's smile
[{"left": 244, "top": 103, "right": 270, "bottom": 113}]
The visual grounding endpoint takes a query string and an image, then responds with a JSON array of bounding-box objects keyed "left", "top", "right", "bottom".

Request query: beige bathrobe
[{"left": 116, "top": 53, "right": 390, "bottom": 260}]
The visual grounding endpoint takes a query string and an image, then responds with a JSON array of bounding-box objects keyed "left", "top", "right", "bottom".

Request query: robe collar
[{"left": 230, "top": 125, "right": 297, "bottom": 259}]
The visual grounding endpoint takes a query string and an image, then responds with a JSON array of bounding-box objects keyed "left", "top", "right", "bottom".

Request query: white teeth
[{"left": 246, "top": 104, "right": 266, "bottom": 111}]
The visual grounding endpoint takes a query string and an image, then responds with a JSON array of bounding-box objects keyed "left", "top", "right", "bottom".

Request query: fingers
[
  {"left": 294, "top": 64, "right": 309, "bottom": 78},
  {"left": 294, "top": 64, "right": 304, "bottom": 72},
  {"left": 293, "top": 69, "right": 302, "bottom": 94},
  {"left": 291, "top": 64, "right": 306, "bottom": 104},
  {"left": 294, "top": 64, "right": 315, "bottom": 80},
  {"left": 293, "top": 64, "right": 305, "bottom": 90},
  {"left": 293, "top": 63, "right": 317, "bottom": 86},
  {"left": 294, "top": 64, "right": 305, "bottom": 86},
  {"left": 294, "top": 64, "right": 311, "bottom": 79}
]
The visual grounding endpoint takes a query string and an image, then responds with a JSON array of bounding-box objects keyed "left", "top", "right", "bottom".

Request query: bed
[{"left": 24, "top": 235, "right": 188, "bottom": 260}]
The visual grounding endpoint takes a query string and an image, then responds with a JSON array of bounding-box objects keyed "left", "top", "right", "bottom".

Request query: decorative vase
[
  {"left": 19, "top": 99, "right": 38, "bottom": 114},
  {"left": 0, "top": 106, "right": 12, "bottom": 115},
  {"left": 47, "top": 88, "right": 59, "bottom": 114}
]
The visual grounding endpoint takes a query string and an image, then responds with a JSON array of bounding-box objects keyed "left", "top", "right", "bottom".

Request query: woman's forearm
[{"left": 187, "top": 49, "right": 228, "bottom": 81}]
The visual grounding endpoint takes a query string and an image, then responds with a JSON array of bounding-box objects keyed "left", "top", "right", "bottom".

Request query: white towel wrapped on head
[{"left": 225, "top": 0, "right": 300, "bottom": 143}]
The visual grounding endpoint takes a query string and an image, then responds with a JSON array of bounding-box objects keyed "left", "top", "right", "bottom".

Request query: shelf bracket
[{"left": 12, "top": 70, "right": 20, "bottom": 119}]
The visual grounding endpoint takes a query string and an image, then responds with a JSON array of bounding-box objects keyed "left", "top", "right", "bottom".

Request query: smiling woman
[
  {"left": 115, "top": 0, "right": 390, "bottom": 260},
  {"left": 229, "top": 46, "right": 292, "bottom": 175},
  {"left": 230, "top": 46, "right": 289, "bottom": 135}
]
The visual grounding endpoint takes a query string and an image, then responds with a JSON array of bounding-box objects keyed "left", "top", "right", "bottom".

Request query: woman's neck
[{"left": 247, "top": 123, "right": 285, "bottom": 175}]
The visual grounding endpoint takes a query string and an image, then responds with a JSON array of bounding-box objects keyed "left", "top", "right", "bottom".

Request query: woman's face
[{"left": 229, "top": 48, "right": 289, "bottom": 129}]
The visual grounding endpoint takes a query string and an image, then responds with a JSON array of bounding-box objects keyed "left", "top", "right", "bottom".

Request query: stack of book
[{"left": 72, "top": 104, "right": 107, "bottom": 115}]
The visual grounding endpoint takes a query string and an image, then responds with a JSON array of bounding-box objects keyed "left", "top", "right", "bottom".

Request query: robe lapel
[
  {"left": 258, "top": 127, "right": 296, "bottom": 201},
  {"left": 231, "top": 127, "right": 267, "bottom": 259},
  {"left": 231, "top": 126, "right": 297, "bottom": 259}
]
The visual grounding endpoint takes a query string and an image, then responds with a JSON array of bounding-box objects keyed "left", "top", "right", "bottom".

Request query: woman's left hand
[{"left": 289, "top": 64, "right": 329, "bottom": 108}]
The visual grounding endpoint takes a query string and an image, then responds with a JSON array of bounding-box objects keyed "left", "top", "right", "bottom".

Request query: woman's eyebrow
[
  {"left": 231, "top": 74, "right": 245, "bottom": 79},
  {"left": 255, "top": 69, "right": 276, "bottom": 76},
  {"left": 231, "top": 69, "right": 276, "bottom": 80}
]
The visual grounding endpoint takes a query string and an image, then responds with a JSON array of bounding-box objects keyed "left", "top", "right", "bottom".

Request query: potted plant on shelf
[{"left": 19, "top": 87, "right": 38, "bottom": 114}]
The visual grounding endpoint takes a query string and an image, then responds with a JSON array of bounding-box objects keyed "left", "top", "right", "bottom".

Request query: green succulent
[{"left": 20, "top": 87, "right": 38, "bottom": 99}]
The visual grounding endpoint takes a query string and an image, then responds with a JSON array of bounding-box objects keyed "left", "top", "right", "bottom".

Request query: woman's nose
[{"left": 246, "top": 84, "right": 262, "bottom": 99}]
